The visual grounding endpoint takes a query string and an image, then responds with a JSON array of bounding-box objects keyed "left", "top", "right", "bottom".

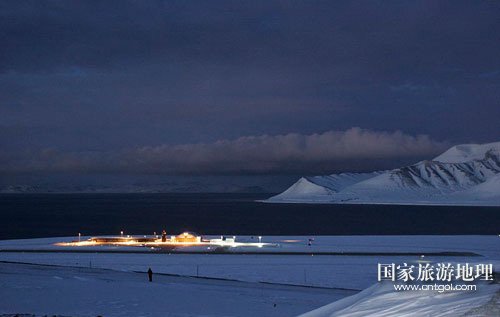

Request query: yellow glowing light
[{"left": 54, "top": 233, "right": 277, "bottom": 249}]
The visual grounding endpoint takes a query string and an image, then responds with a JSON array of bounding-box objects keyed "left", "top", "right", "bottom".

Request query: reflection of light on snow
[
  {"left": 55, "top": 240, "right": 97, "bottom": 247},
  {"left": 54, "top": 234, "right": 278, "bottom": 249}
]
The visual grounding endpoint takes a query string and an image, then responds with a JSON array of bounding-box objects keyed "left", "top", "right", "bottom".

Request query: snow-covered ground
[
  {"left": 1, "top": 235, "right": 499, "bottom": 290},
  {"left": 1, "top": 235, "right": 499, "bottom": 316},
  {"left": 267, "top": 141, "right": 500, "bottom": 205},
  {"left": 0, "top": 262, "right": 346, "bottom": 317},
  {"left": 300, "top": 281, "right": 499, "bottom": 317},
  {"left": 2, "top": 235, "right": 499, "bottom": 256}
]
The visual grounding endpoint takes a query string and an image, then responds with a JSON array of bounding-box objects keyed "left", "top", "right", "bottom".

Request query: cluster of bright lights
[{"left": 55, "top": 232, "right": 272, "bottom": 249}]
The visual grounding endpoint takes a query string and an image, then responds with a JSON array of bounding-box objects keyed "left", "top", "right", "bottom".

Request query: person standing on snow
[{"left": 148, "top": 267, "right": 153, "bottom": 282}]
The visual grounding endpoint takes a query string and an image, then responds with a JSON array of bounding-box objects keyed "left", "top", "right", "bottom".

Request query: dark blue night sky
[{"left": 1, "top": 1, "right": 500, "bottom": 178}]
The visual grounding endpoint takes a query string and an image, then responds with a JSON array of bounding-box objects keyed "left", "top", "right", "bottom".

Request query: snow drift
[
  {"left": 299, "top": 281, "right": 500, "bottom": 317},
  {"left": 267, "top": 141, "right": 500, "bottom": 205}
]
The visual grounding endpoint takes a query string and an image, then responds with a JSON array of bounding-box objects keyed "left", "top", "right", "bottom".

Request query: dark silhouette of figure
[
  {"left": 148, "top": 268, "right": 153, "bottom": 282},
  {"left": 161, "top": 230, "right": 167, "bottom": 242}
]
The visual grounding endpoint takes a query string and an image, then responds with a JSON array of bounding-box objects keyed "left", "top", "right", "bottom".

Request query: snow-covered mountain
[{"left": 267, "top": 141, "right": 500, "bottom": 205}]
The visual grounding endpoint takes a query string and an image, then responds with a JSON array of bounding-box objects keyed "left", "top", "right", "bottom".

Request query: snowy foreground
[
  {"left": 0, "top": 262, "right": 345, "bottom": 317},
  {"left": 0, "top": 235, "right": 499, "bottom": 316},
  {"left": 300, "top": 281, "right": 499, "bottom": 317},
  {"left": 268, "top": 141, "right": 500, "bottom": 205}
]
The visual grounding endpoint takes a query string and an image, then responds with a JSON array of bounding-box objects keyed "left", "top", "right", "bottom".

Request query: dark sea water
[{"left": 0, "top": 193, "right": 499, "bottom": 240}]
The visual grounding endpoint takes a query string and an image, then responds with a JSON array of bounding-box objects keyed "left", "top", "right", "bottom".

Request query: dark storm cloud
[
  {"left": 1, "top": 1, "right": 499, "bottom": 175},
  {"left": 0, "top": 128, "right": 448, "bottom": 175}
]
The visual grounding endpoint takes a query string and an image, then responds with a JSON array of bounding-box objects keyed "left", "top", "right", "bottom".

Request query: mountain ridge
[{"left": 267, "top": 141, "right": 500, "bottom": 205}]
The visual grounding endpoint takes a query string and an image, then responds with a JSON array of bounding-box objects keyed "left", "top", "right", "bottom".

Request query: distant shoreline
[{"left": 261, "top": 199, "right": 500, "bottom": 207}]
